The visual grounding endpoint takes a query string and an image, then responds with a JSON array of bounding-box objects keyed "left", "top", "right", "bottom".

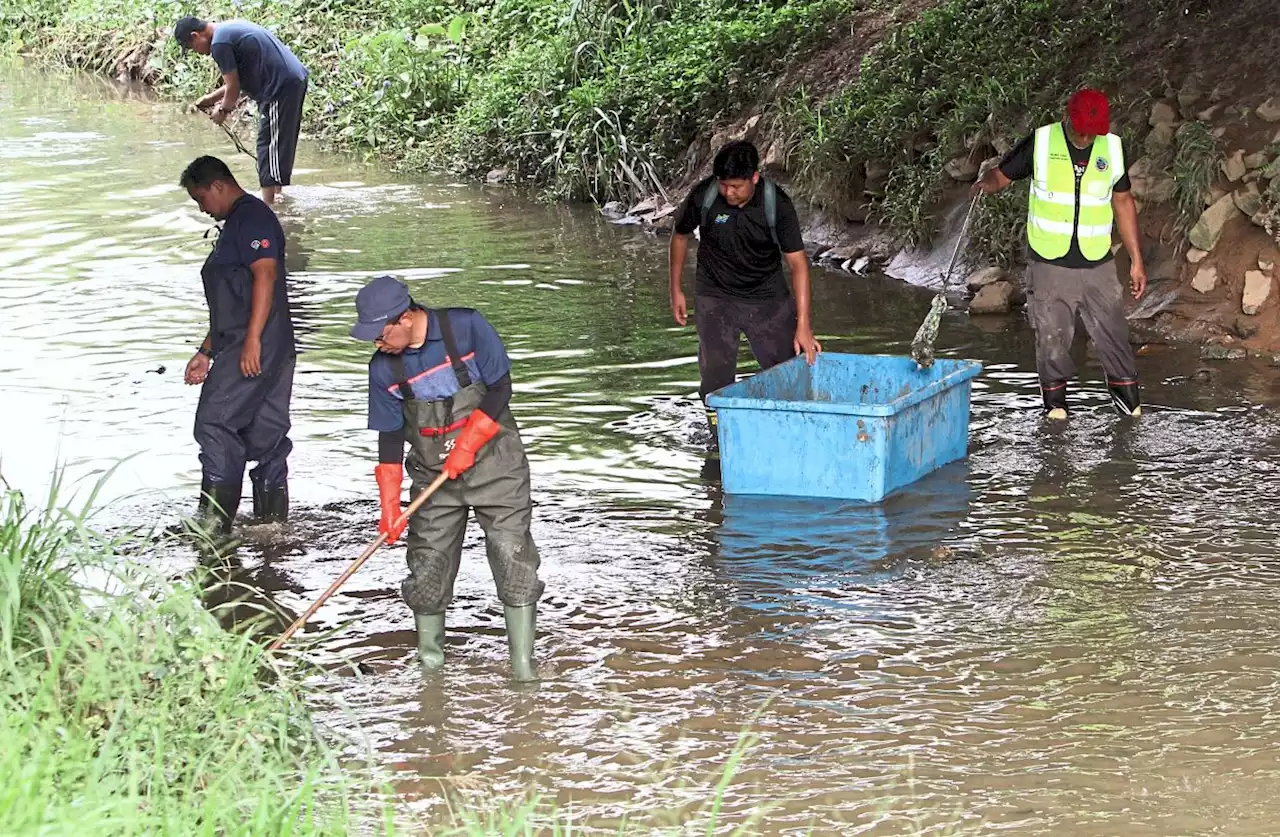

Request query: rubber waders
[
  {"left": 193, "top": 481, "right": 242, "bottom": 552},
  {"left": 504, "top": 604, "right": 537, "bottom": 682},
  {"left": 252, "top": 483, "right": 289, "bottom": 524},
  {"left": 414, "top": 612, "right": 447, "bottom": 671}
]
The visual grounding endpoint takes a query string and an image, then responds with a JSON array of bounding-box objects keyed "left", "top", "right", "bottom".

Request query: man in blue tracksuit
[
  {"left": 181, "top": 156, "right": 296, "bottom": 535},
  {"left": 175, "top": 16, "right": 309, "bottom": 206}
]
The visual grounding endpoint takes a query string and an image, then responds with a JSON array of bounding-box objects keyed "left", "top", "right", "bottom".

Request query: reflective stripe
[
  {"left": 1029, "top": 184, "right": 1074, "bottom": 205},
  {"left": 1029, "top": 184, "right": 1111, "bottom": 208},
  {"left": 1030, "top": 217, "right": 1075, "bottom": 235},
  {"left": 1034, "top": 126, "right": 1051, "bottom": 191},
  {"left": 1029, "top": 217, "right": 1115, "bottom": 238}
]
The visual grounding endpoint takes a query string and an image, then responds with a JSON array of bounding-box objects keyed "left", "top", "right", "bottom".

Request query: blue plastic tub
[{"left": 706, "top": 353, "right": 983, "bottom": 502}]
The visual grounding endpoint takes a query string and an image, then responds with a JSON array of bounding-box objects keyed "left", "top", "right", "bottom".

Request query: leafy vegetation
[
  {"left": 2, "top": 0, "right": 1147, "bottom": 265},
  {"left": 0, "top": 480, "right": 395, "bottom": 836},
  {"left": 784, "top": 0, "right": 1124, "bottom": 250},
  {"left": 1, "top": 0, "right": 846, "bottom": 206}
]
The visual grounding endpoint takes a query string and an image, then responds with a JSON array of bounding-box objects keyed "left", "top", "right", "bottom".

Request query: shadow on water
[{"left": 701, "top": 464, "right": 974, "bottom": 621}]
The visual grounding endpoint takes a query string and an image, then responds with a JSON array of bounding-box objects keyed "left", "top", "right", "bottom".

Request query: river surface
[{"left": 6, "top": 66, "right": 1280, "bottom": 836}]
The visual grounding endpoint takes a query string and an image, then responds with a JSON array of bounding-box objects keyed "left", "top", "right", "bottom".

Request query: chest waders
[
  {"left": 392, "top": 310, "right": 543, "bottom": 681},
  {"left": 192, "top": 247, "right": 294, "bottom": 539}
]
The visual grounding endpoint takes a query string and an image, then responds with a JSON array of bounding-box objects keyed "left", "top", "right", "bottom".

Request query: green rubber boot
[
  {"left": 413, "top": 612, "right": 446, "bottom": 671},
  {"left": 504, "top": 604, "right": 538, "bottom": 682}
]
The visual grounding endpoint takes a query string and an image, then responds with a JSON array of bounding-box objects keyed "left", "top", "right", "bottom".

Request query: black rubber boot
[
  {"left": 1040, "top": 379, "right": 1068, "bottom": 420},
  {"left": 197, "top": 480, "right": 241, "bottom": 537},
  {"left": 252, "top": 482, "right": 289, "bottom": 524},
  {"left": 1107, "top": 379, "right": 1142, "bottom": 417}
]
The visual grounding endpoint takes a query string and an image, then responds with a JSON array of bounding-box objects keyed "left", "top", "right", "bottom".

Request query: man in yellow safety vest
[{"left": 975, "top": 89, "right": 1147, "bottom": 419}]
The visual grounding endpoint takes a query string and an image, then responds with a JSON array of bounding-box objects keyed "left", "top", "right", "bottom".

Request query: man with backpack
[{"left": 669, "top": 140, "right": 821, "bottom": 440}]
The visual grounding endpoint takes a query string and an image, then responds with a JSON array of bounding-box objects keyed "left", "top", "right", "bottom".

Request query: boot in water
[
  {"left": 1107, "top": 378, "right": 1141, "bottom": 418},
  {"left": 252, "top": 481, "right": 289, "bottom": 524},
  {"left": 414, "top": 612, "right": 446, "bottom": 671},
  {"left": 504, "top": 604, "right": 538, "bottom": 683},
  {"left": 192, "top": 481, "right": 241, "bottom": 550}
]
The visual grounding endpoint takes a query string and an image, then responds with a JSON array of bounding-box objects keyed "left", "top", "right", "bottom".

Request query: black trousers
[
  {"left": 695, "top": 294, "right": 797, "bottom": 401},
  {"left": 256, "top": 79, "right": 307, "bottom": 188},
  {"left": 194, "top": 350, "right": 294, "bottom": 490}
]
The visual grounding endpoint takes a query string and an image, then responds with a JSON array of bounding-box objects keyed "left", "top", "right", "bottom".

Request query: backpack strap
[
  {"left": 431, "top": 308, "right": 473, "bottom": 389},
  {"left": 389, "top": 355, "right": 414, "bottom": 401},
  {"left": 698, "top": 177, "right": 780, "bottom": 248},
  {"left": 762, "top": 179, "right": 779, "bottom": 249},
  {"left": 700, "top": 179, "right": 719, "bottom": 215}
]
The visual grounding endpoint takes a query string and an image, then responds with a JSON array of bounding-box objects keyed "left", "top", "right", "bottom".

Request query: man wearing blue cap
[
  {"left": 351, "top": 276, "right": 543, "bottom": 681},
  {"left": 174, "top": 15, "right": 308, "bottom": 206}
]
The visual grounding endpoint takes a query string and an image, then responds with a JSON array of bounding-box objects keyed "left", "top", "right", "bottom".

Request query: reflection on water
[{"left": 5, "top": 65, "right": 1280, "bottom": 835}]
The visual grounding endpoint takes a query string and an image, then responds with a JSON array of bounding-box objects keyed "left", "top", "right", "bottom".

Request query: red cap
[{"left": 1067, "top": 89, "right": 1110, "bottom": 136}]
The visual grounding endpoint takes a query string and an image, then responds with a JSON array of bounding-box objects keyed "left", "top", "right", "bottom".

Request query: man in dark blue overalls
[
  {"left": 181, "top": 156, "right": 295, "bottom": 535},
  {"left": 350, "top": 275, "right": 543, "bottom": 681}
]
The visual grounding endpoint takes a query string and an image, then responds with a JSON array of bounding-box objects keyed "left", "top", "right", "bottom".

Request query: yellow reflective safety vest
[{"left": 1026, "top": 123, "right": 1124, "bottom": 261}]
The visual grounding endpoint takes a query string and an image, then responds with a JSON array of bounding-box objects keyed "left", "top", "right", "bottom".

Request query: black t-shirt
[
  {"left": 674, "top": 176, "right": 805, "bottom": 300},
  {"left": 999, "top": 132, "right": 1132, "bottom": 269}
]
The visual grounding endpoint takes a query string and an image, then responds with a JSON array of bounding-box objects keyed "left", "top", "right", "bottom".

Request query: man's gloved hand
[
  {"left": 444, "top": 411, "right": 502, "bottom": 479},
  {"left": 375, "top": 463, "right": 407, "bottom": 542}
]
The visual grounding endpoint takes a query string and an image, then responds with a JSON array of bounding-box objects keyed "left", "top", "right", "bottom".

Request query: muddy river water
[{"left": 6, "top": 67, "right": 1280, "bottom": 835}]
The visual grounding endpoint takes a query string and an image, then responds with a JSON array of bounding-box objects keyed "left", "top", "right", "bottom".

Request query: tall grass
[
  {"left": 0, "top": 478, "right": 816, "bottom": 836},
  {"left": 1170, "top": 120, "right": 1222, "bottom": 240},
  {"left": 0, "top": 480, "right": 394, "bottom": 836}
]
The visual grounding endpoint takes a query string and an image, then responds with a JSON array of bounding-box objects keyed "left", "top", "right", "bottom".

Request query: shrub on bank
[{"left": 0, "top": 0, "right": 1140, "bottom": 264}]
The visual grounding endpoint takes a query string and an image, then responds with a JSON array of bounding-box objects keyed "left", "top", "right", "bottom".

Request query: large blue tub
[{"left": 706, "top": 353, "right": 982, "bottom": 502}]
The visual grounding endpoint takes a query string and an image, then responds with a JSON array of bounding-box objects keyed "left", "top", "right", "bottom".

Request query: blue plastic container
[{"left": 706, "top": 353, "right": 983, "bottom": 502}]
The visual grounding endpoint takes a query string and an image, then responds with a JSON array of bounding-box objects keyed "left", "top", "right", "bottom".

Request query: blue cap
[{"left": 351, "top": 275, "right": 412, "bottom": 341}]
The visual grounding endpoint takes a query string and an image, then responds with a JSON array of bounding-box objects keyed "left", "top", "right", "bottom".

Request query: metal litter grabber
[
  {"left": 910, "top": 192, "right": 981, "bottom": 369},
  {"left": 267, "top": 471, "right": 450, "bottom": 652}
]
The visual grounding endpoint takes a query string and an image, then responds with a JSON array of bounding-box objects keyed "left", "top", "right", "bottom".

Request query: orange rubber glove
[
  {"left": 444, "top": 411, "right": 502, "bottom": 479},
  {"left": 374, "top": 463, "right": 407, "bottom": 542}
]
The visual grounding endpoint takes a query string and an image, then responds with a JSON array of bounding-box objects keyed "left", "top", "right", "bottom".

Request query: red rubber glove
[
  {"left": 374, "top": 463, "right": 406, "bottom": 542},
  {"left": 444, "top": 411, "right": 502, "bottom": 479}
]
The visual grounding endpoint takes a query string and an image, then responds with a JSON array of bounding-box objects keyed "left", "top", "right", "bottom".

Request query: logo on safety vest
[{"left": 1095, "top": 157, "right": 1108, "bottom": 172}]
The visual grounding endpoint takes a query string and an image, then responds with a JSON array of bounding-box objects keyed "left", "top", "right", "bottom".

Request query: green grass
[
  {"left": 784, "top": 0, "right": 1124, "bottom": 250},
  {"left": 0, "top": 475, "right": 816, "bottom": 836},
  {"left": 1170, "top": 120, "right": 1222, "bottom": 240},
  {"left": 0, "top": 477, "right": 395, "bottom": 836},
  {"left": 0, "top": 0, "right": 848, "bottom": 206},
  {"left": 1, "top": 0, "right": 1146, "bottom": 264}
]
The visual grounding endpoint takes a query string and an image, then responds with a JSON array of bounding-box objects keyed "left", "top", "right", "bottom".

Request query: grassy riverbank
[
  {"left": 0, "top": 482, "right": 393, "bottom": 836},
  {"left": 0, "top": 0, "right": 1133, "bottom": 259},
  {"left": 0, "top": 478, "right": 797, "bottom": 835}
]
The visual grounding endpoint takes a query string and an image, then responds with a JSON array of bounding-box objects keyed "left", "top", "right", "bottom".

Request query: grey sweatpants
[{"left": 1026, "top": 260, "right": 1140, "bottom": 414}]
